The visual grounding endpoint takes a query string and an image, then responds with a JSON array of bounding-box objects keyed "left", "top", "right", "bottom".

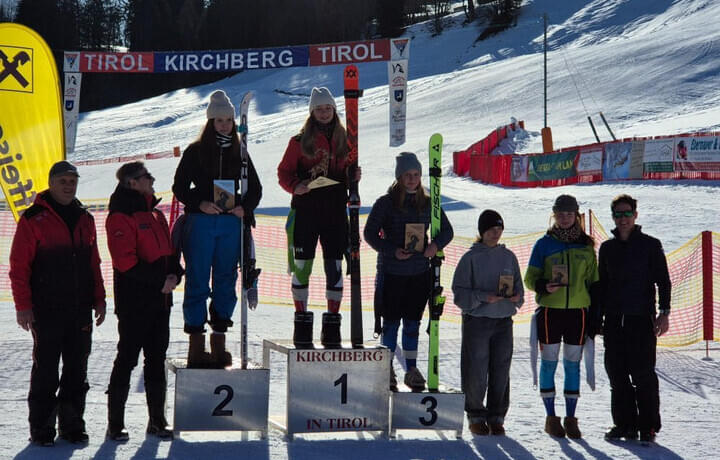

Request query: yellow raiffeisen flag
[{"left": 0, "top": 23, "right": 64, "bottom": 221}]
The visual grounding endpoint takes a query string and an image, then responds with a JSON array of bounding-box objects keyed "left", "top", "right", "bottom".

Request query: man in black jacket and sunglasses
[{"left": 596, "top": 194, "right": 671, "bottom": 444}]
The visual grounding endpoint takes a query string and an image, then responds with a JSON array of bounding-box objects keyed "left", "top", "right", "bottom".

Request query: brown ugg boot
[
  {"left": 563, "top": 416, "right": 582, "bottom": 439},
  {"left": 187, "top": 333, "right": 213, "bottom": 368},
  {"left": 469, "top": 421, "right": 490, "bottom": 435},
  {"left": 210, "top": 333, "right": 232, "bottom": 368},
  {"left": 545, "top": 415, "right": 566, "bottom": 437}
]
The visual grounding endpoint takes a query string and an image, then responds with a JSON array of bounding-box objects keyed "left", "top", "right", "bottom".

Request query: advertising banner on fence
[
  {"left": 527, "top": 150, "right": 577, "bottom": 181},
  {"left": 0, "top": 23, "right": 64, "bottom": 220},
  {"left": 629, "top": 140, "right": 645, "bottom": 179},
  {"left": 673, "top": 136, "right": 720, "bottom": 171},
  {"left": 643, "top": 138, "right": 674, "bottom": 172},
  {"left": 63, "top": 72, "right": 81, "bottom": 154},
  {"left": 510, "top": 155, "right": 528, "bottom": 182},
  {"left": 603, "top": 142, "right": 632, "bottom": 180},
  {"left": 577, "top": 146, "right": 602, "bottom": 175}
]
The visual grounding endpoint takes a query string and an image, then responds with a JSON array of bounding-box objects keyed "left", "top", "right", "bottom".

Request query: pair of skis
[
  {"left": 344, "top": 65, "right": 364, "bottom": 349},
  {"left": 238, "top": 92, "right": 260, "bottom": 369}
]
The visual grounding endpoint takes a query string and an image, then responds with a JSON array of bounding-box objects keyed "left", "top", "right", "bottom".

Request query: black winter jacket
[
  {"left": 172, "top": 140, "right": 262, "bottom": 226},
  {"left": 598, "top": 225, "right": 671, "bottom": 317}
]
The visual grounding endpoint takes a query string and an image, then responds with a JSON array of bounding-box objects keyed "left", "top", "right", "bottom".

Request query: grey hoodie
[{"left": 451, "top": 241, "right": 524, "bottom": 318}]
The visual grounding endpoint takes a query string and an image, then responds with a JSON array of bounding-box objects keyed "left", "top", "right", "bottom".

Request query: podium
[
  {"left": 389, "top": 386, "right": 464, "bottom": 438},
  {"left": 263, "top": 340, "right": 390, "bottom": 440},
  {"left": 167, "top": 359, "right": 269, "bottom": 438}
]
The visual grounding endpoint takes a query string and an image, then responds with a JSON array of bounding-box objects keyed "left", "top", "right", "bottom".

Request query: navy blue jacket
[{"left": 364, "top": 191, "right": 453, "bottom": 276}]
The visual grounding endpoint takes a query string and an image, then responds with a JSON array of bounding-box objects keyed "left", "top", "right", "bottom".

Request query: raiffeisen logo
[
  {"left": 0, "top": 123, "right": 36, "bottom": 211},
  {"left": 0, "top": 45, "right": 33, "bottom": 93}
]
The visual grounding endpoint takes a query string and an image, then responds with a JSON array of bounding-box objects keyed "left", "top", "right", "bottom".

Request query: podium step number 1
[{"left": 263, "top": 340, "right": 390, "bottom": 440}]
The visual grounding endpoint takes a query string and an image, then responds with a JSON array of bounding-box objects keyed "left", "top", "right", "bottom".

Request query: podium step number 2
[{"left": 167, "top": 360, "right": 269, "bottom": 437}]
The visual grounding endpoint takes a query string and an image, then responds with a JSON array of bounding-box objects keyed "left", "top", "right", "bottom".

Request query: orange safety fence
[{"left": 0, "top": 193, "right": 716, "bottom": 347}]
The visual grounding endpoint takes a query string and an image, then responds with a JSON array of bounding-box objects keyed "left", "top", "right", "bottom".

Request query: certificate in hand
[{"left": 307, "top": 176, "right": 340, "bottom": 189}]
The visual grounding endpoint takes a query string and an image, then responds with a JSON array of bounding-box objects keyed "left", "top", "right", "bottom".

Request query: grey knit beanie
[
  {"left": 309, "top": 87, "right": 336, "bottom": 113},
  {"left": 395, "top": 152, "right": 422, "bottom": 178},
  {"left": 206, "top": 90, "right": 235, "bottom": 119}
]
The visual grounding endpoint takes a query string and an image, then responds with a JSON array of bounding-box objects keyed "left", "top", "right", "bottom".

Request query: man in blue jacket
[{"left": 597, "top": 194, "right": 671, "bottom": 443}]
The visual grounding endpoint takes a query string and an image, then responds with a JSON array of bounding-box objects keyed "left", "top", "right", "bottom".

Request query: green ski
[{"left": 427, "top": 133, "right": 444, "bottom": 392}]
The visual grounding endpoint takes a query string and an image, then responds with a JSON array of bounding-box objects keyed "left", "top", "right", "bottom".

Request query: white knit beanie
[
  {"left": 309, "top": 87, "right": 336, "bottom": 113},
  {"left": 206, "top": 90, "right": 235, "bottom": 119}
]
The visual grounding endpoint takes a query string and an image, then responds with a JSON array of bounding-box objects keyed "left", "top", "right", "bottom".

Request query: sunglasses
[
  {"left": 134, "top": 172, "right": 154, "bottom": 181},
  {"left": 612, "top": 210, "right": 634, "bottom": 218}
]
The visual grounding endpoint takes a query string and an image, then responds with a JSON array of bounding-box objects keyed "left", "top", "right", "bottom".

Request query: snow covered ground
[{"left": 2, "top": 0, "right": 720, "bottom": 458}]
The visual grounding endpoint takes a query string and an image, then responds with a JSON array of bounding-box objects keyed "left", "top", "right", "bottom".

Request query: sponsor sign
[
  {"left": 643, "top": 138, "right": 674, "bottom": 173},
  {"left": 510, "top": 155, "right": 528, "bottom": 182},
  {"left": 673, "top": 136, "right": 720, "bottom": 171},
  {"left": 388, "top": 58, "right": 408, "bottom": 146},
  {"left": 79, "top": 52, "right": 153, "bottom": 73},
  {"left": 577, "top": 146, "right": 602, "bottom": 175},
  {"left": 63, "top": 72, "right": 82, "bottom": 154},
  {"left": 527, "top": 150, "right": 578, "bottom": 182},
  {"left": 629, "top": 141, "right": 645, "bottom": 179},
  {"left": 309, "top": 39, "right": 389, "bottom": 66},
  {"left": 603, "top": 142, "right": 632, "bottom": 180},
  {"left": 156, "top": 47, "right": 307, "bottom": 72},
  {"left": 390, "top": 38, "right": 410, "bottom": 60},
  {"left": 1, "top": 23, "right": 64, "bottom": 220}
]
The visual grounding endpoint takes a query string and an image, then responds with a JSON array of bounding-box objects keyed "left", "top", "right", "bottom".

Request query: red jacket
[
  {"left": 10, "top": 192, "right": 106, "bottom": 312},
  {"left": 277, "top": 131, "right": 349, "bottom": 210},
  {"left": 106, "top": 185, "right": 183, "bottom": 312}
]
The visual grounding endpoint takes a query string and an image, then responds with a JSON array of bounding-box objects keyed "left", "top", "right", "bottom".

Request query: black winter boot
[
  {"left": 145, "top": 382, "right": 173, "bottom": 439},
  {"left": 293, "top": 311, "right": 314, "bottom": 349},
  {"left": 106, "top": 386, "right": 130, "bottom": 441},
  {"left": 321, "top": 312, "right": 342, "bottom": 349},
  {"left": 57, "top": 388, "right": 89, "bottom": 444}
]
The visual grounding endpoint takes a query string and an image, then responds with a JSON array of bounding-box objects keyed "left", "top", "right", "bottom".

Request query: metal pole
[
  {"left": 599, "top": 111, "right": 617, "bottom": 140},
  {"left": 588, "top": 116, "right": 600, "bottom": 143},
  {"left": 544, "top": 13, "right": 548, "bottom": 128}
]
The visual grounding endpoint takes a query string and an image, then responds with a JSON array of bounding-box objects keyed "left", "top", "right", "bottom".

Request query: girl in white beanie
[
  {"left": 278, "top": 86, "right": 359, "bottom": 349},
  {"left": 172, "top": 89, "right": 262, "bottom": 368}
]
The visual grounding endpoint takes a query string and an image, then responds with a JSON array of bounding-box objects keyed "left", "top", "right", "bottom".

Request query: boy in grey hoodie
[{"left": 452, "top": 210, "right": 523, "bottom": 436}]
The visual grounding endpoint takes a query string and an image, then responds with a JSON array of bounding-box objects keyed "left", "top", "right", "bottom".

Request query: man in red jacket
[{"left": 10, "top": 160, "right": 106, "bottom": 446}]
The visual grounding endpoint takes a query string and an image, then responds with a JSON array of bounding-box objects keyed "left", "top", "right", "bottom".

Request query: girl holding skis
[
  {"left": 524, "top": 194, "right": 598, "bottom": 439},
  {"left": 278, "top": 87, "right": 359, "bottom": 349},
  {"left": 452, "top": 209, "right": 524, "bottom": 436},
  {"left": 172, "top": 90, "right": 262, "bottom": 368},
  {"left": 364, "top": 152, "right": 453, "bottom": 392}
]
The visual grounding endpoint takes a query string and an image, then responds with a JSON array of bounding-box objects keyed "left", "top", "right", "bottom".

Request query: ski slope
[{"left": 3, "top": 0, "right": 720, "bottom": 458}]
